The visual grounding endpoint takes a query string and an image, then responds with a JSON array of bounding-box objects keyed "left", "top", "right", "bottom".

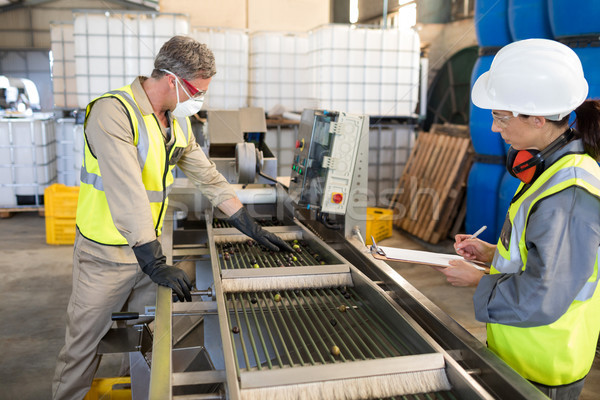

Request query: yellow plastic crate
[
  {"left": 84, "top": 377, "right": 131, "bottom": 400},
  {"left": 44, "top": 184, "right": 79, "bottom": 218},
  {"left": 366, "top": 207, "right": 394, "bottom": 245},
  {"left": 44, "top": 184, "right": 79, "bottom": 245},
  {"left": 45, "top": 216, "right": 77, "bottom": 245}
]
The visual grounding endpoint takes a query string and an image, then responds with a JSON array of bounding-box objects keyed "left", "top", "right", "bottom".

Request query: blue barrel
[
  {"left": 573, "top": 45, "right": 600, "bottom": 99},
  {"left": 470, "top": 55, "right": 507, "bottom": 156},
  {"left": 475, "top": 0, "right": 512, "bottom": 47},
  {"left": 508, "top": 0, "right": 553, "bottom": 40},
  {"left": 466, "top": 162, "right": 505, "bottom": 243},
  {"left": 549, "top": 0, "right": 600, "bottom": 38},
  {"left": 496, "top": 171, "right": 521, "bottom": 239}
]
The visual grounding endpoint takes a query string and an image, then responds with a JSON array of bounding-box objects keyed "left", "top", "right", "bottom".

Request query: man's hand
[
  {"left": 227, "top": 207, "right": 294, "bottom": 252},
  {"left": 133, "top": 240, "right": 192, "bottom": 302}
]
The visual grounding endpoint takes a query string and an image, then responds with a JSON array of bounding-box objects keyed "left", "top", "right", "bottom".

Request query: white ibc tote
[
  {"left": 249, "top": 31, "right": 312, "bottom": 113},
  {"left": 191, "top": 27, "right": 249, "bottom": 110},
  {"left": 73, "top": 10, "right": 189, "bottom": 108},
  {"left": 50, "top": 22, "right": 77, "bottom": 109},
  {"left": 308, "top": 24, "right": 421, "bottom": 117},
  {"left": 0, "top": 115, "right": 57, "bottom": 207}
]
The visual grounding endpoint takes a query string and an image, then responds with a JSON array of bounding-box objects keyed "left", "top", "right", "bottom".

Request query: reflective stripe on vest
[
  {"left": 488, "top": 153, "right": 600, "bottom": 385},
  {"left": 76, "top": 85, "right": 190, "bottom": 245}
]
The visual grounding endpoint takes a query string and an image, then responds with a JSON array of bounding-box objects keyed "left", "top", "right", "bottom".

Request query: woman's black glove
[
  {"left": 133, "top": 240, "right": 192, "bottom": 302},
  {"left": 227, "top": 207, "right": 294, "bottom": 252}
]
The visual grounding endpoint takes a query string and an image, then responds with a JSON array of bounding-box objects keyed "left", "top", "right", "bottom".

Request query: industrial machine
[{"left": 105, "top": 109, "right": 546, "bottom": 400}]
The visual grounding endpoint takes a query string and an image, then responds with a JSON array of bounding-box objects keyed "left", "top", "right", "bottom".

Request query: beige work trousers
[{"left": 52, "top": 237, "right": 156, "bottom": 400}]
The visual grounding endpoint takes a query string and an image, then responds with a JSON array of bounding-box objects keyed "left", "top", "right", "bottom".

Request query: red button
[{"left": 332, "top": 193, "right": 343, "bottom": 204}]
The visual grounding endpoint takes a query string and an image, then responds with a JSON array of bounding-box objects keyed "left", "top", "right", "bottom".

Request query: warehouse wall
[
  {"left": 0, "top": 0, "right": 135, "bottom": 49},
  {"left": 419, "top": 18, "right": 477, "bottom": 88},
  {"left": 159, "top": 0, "right": 330, "bottom": 32}
]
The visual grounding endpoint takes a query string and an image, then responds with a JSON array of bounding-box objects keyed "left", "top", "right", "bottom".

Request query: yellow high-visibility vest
[
  {"left": 489, "top": 153, "right": 600, "bottom": 385},
  {"left": 76, "top": 85, "right": 191, "bottom": 245}
]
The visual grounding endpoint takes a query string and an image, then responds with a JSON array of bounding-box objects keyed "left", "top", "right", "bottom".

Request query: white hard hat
[{"left": 472, "top": 39, "right": 588, "bottom": 120}]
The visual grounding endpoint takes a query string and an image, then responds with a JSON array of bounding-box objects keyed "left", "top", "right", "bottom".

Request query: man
[{"left": 52, "top": 35, "right": 292, "bottom": 400}]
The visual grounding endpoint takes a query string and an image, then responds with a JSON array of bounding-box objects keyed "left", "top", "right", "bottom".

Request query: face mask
[
  {"left": 173, "top": 94, "right": 204, "bottom": 118},
  {"left": 162, "top": 69, "right": 204, "bottom": 118}
]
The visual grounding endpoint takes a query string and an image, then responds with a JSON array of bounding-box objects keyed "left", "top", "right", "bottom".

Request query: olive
[
  {"left": 320, "top": 261, "right": 326, "bottom": 265},
  {"left": 252, "top": 263, "right": 260, "bottom": 268},
  {"left": 330, "top": 318, "right": 337, "bottom": 326},
  {"left": 250, "top": 297, "right": 258, "bottom": 304},
  {"left": 292, "top": 256, "right": 298, "bottom": 262},
  {"left": 330, "top": 345, "right": 340, "bottom": 356},
  {"left": 293, "top": 244, "right": 300, "bottom": 249},
  {"left": 274, "top": 294, "right": 282, "bottom": 302},
  {"left": 293, "top": 239, "right": 299, "bottom": 244},
  {"left": 232, "top": 326, "right": 240, "bottom": 334},
  {"left": 338, "top": 305, "right": 347, "bottom": 313}
]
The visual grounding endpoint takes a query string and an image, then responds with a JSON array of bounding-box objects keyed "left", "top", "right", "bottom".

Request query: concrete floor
[{"left": 0, "top": 212, "right": 599, "bottom": 400}]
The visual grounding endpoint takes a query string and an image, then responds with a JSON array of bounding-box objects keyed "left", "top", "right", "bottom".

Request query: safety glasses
[
  {"left": 491, "top": 111, "right": 518, "bottom": 128},
  {"left": 179, "top": 76, "right": 207, "bottom": 99}
]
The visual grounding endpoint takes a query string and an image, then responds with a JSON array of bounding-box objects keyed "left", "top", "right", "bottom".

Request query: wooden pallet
[
  {"left": 0, "top": 206, "right": 45, "bottom": 218},
  {"left": 388, "top": 124, "right": 473, "bottom": 244}
]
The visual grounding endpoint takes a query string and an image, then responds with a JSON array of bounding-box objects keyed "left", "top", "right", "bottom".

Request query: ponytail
[{"left": 574, "top": 99, "right": 600, "bottom": 160}]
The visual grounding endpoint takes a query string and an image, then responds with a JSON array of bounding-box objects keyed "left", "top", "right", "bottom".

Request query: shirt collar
[{"left": 131, "top": 76, "right": 154, "bottom": 116}]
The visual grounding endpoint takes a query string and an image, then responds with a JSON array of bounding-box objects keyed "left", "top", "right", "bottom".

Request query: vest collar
[
  {"left": 543, "top": 133, "right": 584, "bottom": 167},
  {"left": 131, "top": 76, "right": 155, "bottom": 117}
]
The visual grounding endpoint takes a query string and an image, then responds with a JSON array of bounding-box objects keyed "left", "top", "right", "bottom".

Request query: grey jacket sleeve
[{"left": 474, "top": 186, "right": 600, "bottom": 328}]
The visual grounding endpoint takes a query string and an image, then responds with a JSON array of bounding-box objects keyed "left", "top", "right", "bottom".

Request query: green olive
[
  {"left": 253, "top": 263, "right": 260, "bottom": 268},
  {"left": 331, "top": 345, "right": 340, "bottom": 356},
  {"left": 274, "top": 294, "right": 281, "bottom": 302},
  {"left": 338, "top": 305, "right": 347, "bottom": 312}
]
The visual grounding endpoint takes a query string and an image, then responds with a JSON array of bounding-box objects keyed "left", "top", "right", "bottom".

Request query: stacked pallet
[{"left": 389, "top": 124, "right": 473, "bottom": 244}]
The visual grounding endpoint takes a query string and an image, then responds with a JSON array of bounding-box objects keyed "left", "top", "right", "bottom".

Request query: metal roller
[{"left": 235, "top": 142, "right": 257, "bottom": 184}]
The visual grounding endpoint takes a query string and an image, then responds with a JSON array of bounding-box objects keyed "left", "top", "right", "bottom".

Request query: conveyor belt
[{"left": 224, "top": 287, "right": 459, "bottom": 399}]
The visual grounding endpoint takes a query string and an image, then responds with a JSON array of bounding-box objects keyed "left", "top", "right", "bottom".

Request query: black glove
[
  {"left": 227, "top": 207, "right": 294, "bottom": 252},
  {"left": 133, "top": 240, "right": 192, "bottom": 302}
]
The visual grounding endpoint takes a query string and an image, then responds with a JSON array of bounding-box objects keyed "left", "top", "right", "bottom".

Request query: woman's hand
[
  {"left": 454, "top": 234, "right": 496, "bottom": 264},
  {"left": 431, "top": 260, "right": 486, "bottom": 287}
]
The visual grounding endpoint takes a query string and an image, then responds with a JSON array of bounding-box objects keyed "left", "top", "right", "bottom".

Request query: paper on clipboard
[{"left": 375, "top": 246, "right": 486, "bottom": 271}]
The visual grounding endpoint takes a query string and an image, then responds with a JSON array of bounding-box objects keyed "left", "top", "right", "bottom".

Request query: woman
[{"left": 435, "top": 39, "right": 600, "bottom": 400}]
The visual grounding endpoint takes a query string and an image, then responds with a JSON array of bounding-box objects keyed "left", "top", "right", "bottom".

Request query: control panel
[{"left": 288, "top": 109, "right": 368, "bottom": 215}]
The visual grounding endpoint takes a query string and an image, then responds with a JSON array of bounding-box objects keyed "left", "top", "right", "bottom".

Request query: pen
[{"left": 468, "top": 225, "right": 487, "bottom": 240}]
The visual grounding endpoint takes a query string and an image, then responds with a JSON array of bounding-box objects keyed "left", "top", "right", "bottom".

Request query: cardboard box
[{"left": 207, "top": 107, "right": 267, "bottom": 145}]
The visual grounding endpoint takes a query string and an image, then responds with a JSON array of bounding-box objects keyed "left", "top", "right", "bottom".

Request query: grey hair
[{"left": 152, "top": 35, "right": 216, "bottom": 80}]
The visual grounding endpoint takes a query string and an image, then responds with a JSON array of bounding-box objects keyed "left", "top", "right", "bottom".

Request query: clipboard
[{"left": 370, "top": 236, "right": 487, "bottom": 271}]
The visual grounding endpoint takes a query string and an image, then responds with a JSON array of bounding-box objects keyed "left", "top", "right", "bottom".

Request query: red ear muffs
[
  {"left": 506, "top": 129, "right": 575, "bottom": 184},
  {"left": 510, "top": 149, "right": 542, "bottom": 184}
]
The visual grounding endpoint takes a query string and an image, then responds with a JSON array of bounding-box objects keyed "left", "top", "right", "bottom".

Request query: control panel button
[{"left": 331, "top": 193, "right": 343, "bottom": 204}]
